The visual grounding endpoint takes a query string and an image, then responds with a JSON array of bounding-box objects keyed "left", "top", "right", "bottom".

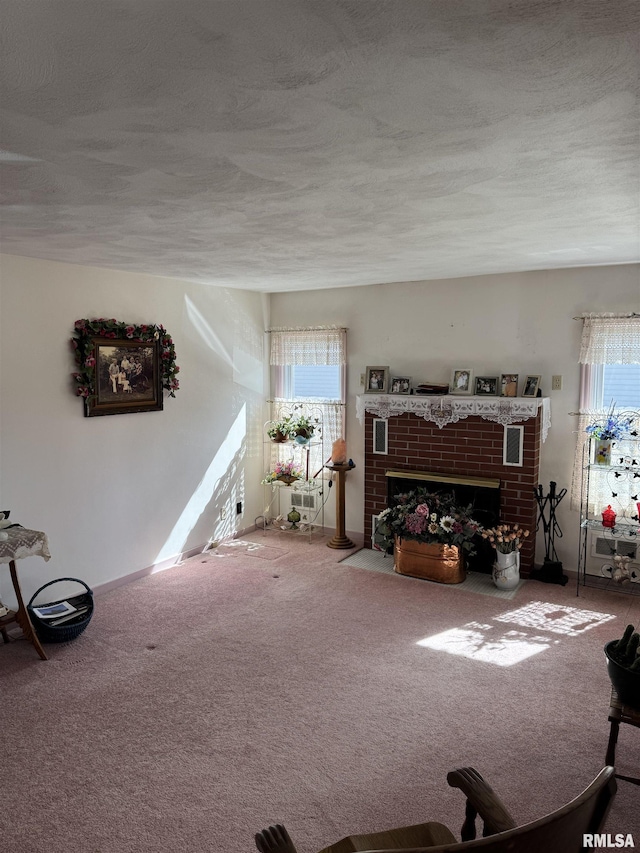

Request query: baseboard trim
[{"left": 93, "top": 543, "right": 207, "bottom": 596}]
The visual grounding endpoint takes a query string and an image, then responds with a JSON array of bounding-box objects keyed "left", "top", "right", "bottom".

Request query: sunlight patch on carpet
[
  {"left": 417, "top": 622, "right": 552, "bottom": 666},
  {"left": 416, "top": 601, "right": 617, "bottom": 666},
  {"left": 492, "top": 601, "right": 616, "bottom": 636},
  {"left": 208, "top": 540, "right": 289, "bottom": 560}
]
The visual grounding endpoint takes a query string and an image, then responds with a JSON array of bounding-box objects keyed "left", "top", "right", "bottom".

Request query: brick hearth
[{"left": 363, "top": 411, "right": 542, "bottom": 574}]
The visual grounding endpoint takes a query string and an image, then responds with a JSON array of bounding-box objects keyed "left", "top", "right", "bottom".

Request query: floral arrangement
[
  {"left": 375, "top": 488, "right": 482, "bottom": 555},
  {"left": 71, "top": 318, "right": 180, "bottom": 400},
  {"left": 586, "top": 402, "right": 633, "bottom": 441},
  {"left": 261, "top": 460, "right": 305, "bottom": 484},
  {"left": 481, "top": 523, "right": 530, "bottom": 554}
]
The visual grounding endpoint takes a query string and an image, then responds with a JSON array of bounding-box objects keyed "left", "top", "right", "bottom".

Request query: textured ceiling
[{"left": 0, "top": 1, "right": 638, "bottom": 292}]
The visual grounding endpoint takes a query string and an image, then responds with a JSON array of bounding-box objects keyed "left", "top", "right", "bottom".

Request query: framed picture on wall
[
  {"left": 365, "top": 366, "right": 389, "bottom": 394},
  {"left": 450, "top": 368, "right": 474, "bottom": 395},
  {"left": 474, "top": 376, "right": 499, "bottom": 396},
  {"left": 390, "top": 376, "right": 411, "bottom": 395},
  {"left": 88, "top": 338, "right": 163, "bottom": 416},
  {"left": 71, "top": 318, "right": 179, "bottom": 417},
  {"left": 522, "top": 375, "right": 541, "bottom": 398},
  {"left": 500, "top": 373, "right": 519, "bottom": 397}
]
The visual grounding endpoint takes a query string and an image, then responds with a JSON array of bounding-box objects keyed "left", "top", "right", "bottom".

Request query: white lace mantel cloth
[
  {"left": 356, "top": 395, "right": 551, "bottom": 442},
  {"left": 0, "top": 527, "right": 51, "bottom": 565}
]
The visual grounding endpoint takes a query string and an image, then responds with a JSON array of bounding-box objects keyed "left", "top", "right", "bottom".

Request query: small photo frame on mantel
[
  {"left": 450, "top": 368, "right": 474, "bottom": 395},
  {"left": 390, "top": 376, "right": 411, "bottom": 395},
  {"left": 522, "top": 375, "right": 541, "bottom": 398},
  {"left": 500, "top": 373, "right": 519, "bottom": 397},
  {"left": 365, "top": 366, "right": 389, "bottom": 394},
  {"left": 474, "top": 376, "right": 499, "bottom": 396}
]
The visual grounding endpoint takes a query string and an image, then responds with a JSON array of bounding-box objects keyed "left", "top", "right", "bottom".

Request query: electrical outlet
[
  {"left": 552, "top": 375, "right": 562, "bottom": 391},
  {"left": 360, "top": 373, "right": 365, "bottom": 386},
  {"left": 220, "top": 507, "right": 227, "bottom": 519}
]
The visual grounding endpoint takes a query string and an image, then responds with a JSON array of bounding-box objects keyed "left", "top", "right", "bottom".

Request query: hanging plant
[{"left": 70, "top": 318, "right": 180, "bottom": 415}]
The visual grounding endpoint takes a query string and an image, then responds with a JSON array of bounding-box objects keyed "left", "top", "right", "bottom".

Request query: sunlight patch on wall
[
  {"left": 185, "top": 295, "right": 234, "bottom": 368},
  {"left": 233, "top": 345, "right": 263, "bottom": 395},
  {"left": 417, "top": 622, "right": 553, "bottom": 667},
  {"left": 493, "top": 601, "right": 616, "bottom": 636},
  {"left": 154, "top": 405, "right": 247, "bottom": 565}
]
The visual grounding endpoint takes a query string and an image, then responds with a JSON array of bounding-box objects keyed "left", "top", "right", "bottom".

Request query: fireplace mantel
[{"left": 356, "top": 395, "right": 551, "bottom": 442}]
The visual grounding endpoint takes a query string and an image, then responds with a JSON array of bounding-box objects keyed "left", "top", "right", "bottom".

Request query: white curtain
[
  {"left": 579, "top": 315, "right": 640, "bottom": 364},
  {"left": 269, "top": 328, "right": 346, "bottom": 476},
  {"left": 570, "top": 315, "right": 640, "bottom": 509},
  {"left": 270, "top": 328, "right": 346, "bottom": 366}
]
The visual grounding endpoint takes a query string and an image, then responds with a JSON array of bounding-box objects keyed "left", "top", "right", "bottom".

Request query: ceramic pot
[
  {"left": 492, "top": 550, "right": 520, "bottom": 590},
  {"left": 604, "top": 640, "right": 640, "bottom": 710},
  {"left": 270, "top": 430, "right": 289, "bottom": 443},
  {"left": 294, "top": 429, "right": 312, "bottom": 446},
  {"left": 594, "top": 439, "right": 612, "bottom": 465},
  {"left": 394, "top": 537, "right": 465, "bottom": 584}
]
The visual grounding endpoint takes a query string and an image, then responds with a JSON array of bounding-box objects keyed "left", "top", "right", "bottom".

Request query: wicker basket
[{"left": 27, "top": 577, "right": 94, "bottom": 643}]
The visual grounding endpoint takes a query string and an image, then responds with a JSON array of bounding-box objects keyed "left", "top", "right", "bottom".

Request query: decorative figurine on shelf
[
  {"left": 602, "top": 505, "right": 617, "bottom": 528},
  {"left": 612, "top": 554, "right": 632, "bottom": 585},
  {"left": 287, "top": 508, "right": 301, "bottom": 529}
]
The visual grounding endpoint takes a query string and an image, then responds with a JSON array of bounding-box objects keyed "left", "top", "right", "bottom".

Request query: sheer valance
[
  {"left": 269, "top": 328, "right": 346, "bottom": 366},
  {"left": 578, "top": 315, "right": 640, "bottom": 364}
]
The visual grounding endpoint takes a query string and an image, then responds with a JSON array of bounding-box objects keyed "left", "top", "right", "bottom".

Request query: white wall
[
  {"left": 0, "top": 254, "right": 269, "bottom": 605},
  {"left": 270, "top": 264, "right": 640, "bottom": 571}
]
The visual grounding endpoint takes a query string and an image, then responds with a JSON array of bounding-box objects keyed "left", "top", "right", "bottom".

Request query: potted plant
[
  {"left": 481, "top": 523, "right": 530, "bottom": 590},
  {"left": 290, "top": 414, "right": 319, "bottom": 445},
  {"left": 605, "top": 622, "right": 640, "bottom": 709},
  {"left": 375, "top": 488, "right": 481, "bottom": 584},
  {"left": 267, "top": 416, "right": 294, "bottom": 443}
]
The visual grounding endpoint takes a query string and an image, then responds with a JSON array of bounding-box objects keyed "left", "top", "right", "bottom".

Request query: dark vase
[
  {"left": 270, "top": 430, "right": 288, "bottom": 443},
  {"left": 604, "top": 640, "right": 640, "bottom": 709}
]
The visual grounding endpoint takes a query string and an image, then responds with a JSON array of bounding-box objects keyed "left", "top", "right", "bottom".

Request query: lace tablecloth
[
  {"left": 356, "top": 395, "right": 551, "bottom": 442},
  {"left": 0, "top": 527, "right": 51, "bottom": 564}
]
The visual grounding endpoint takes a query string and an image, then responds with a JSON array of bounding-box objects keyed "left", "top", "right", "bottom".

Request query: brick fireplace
[{"left": 363, "top": 410, "right": 542, "bottom": 575}]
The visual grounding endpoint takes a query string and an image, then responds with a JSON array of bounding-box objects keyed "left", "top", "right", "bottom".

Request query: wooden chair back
[{"left": 255, "top": 766, "right": 617, "bottom": 853}]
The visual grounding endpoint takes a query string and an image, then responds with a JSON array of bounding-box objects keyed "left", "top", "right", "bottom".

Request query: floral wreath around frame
[{"left": 71, "top": 318, "right": 180, "bottom": 401}]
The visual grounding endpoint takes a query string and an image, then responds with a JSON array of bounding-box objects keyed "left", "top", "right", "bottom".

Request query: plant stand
[{"left": 326, "top": 463, "right": 355, "bottom": 549}]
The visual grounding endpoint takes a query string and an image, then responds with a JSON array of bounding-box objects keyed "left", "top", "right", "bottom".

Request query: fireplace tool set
[{"left": 531, "top": 481, "right": 568, "bottom": 585}]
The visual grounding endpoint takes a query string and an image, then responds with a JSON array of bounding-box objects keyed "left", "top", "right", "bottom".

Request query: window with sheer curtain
[
  {"left": 571, "top": 314, "right": 640, "bottom": 511},
  {"left": 269, "top": 327, "right": 346, "bottom": 476}
]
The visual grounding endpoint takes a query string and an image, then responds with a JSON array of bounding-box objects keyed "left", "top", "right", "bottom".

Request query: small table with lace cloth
[{"left": 0, "top": 527, "right": 51, "bottom": 660}]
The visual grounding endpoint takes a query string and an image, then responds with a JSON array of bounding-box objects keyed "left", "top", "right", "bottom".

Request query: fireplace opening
[{"left": 386, "top": 470, "right": 500, "bottom": 574}]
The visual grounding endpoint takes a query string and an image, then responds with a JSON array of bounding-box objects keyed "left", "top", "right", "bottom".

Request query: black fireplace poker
[{"left": 531, "top": 481, "right": 569, "bottom": 586}]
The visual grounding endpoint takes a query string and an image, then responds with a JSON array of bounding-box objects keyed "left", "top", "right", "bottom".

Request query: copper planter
[{"left": 394, "top": 537, "right": 465, "bottom": 584}]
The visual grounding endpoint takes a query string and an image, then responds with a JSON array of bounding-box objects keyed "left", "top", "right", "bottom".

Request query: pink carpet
[{"left": 1, "top": 531, "right": 639, "bottom": 853}]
